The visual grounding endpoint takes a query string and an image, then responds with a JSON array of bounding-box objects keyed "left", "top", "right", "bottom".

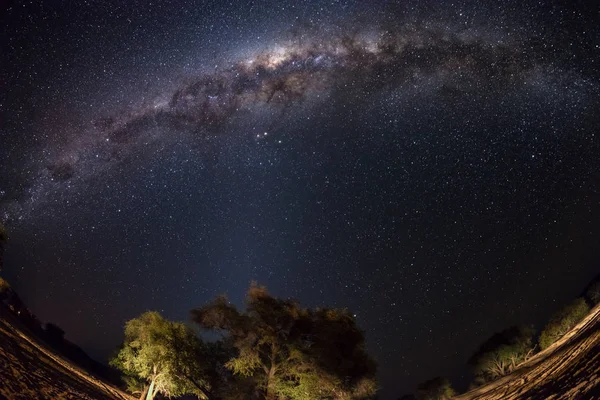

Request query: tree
[
  {"left": 196, "top": 340, "right": 258, "bottom": 400},
  {"left": 110, "top": 311, "right": 211, "bottom": 400},
  {"left": 468, "top": 326, "right": 535, "bottom": 385},
  {"left": 415, "top": 377, "right": 455, "bottom": 400},
  {"left": 585, "top": 281, "right": 600, "bottom": 306},
  {"left": 191, "top": 282, "right": 377, "bottom": 400},
  {"left": 539, "top": 298, "right": 590, "bottom": 350}
]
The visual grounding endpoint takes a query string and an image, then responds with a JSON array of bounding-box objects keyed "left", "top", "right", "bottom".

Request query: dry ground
[
  {"left": 455, "top": 303, "right": 600, "bottom": 400},
  {"left": 0, "top": 308, "right": 133, "bottom": 400}
]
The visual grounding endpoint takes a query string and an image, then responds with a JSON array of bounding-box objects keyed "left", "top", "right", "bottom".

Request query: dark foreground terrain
[
  {"left": 0, "top": 305, "right": 599, "bottom": 399},
  {"left": 0, "top": 308, "right": 132, "bottom": 400}
]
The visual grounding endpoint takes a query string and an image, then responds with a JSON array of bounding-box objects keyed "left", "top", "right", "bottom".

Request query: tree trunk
[
  {"left": 139, "top": 384, "right": 150, "bottom": 400},
  {"left": 265, "top": 366, "right": 277, "bottom": 400},
  {"left": 146, "top": 379, "right": 156, "bottom": 400},
  {"left": 264, "top": 343, "right": 279, "bottom": 400}
]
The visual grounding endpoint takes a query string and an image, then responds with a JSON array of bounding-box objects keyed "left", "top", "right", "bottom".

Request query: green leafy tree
[
  {"left": 538, "top": 298, "right": 590, "bottom": 350},
  {"left": 468, "top": 326, "right": 535, "bottom": 385},
  {"left": 192, "top": 339, "right": 263, "bottom": 400},
  {"left": 110, "top": 311, "right": 211, "bottom": 400},
  {"left": 415, "top": 377, "right": 455, "bottom": 400},
  {"left": 585, "top": 281, "right": 600, "bottom": 305},
  {"left": 191, "top": 283, "right": 377, "bottom": 400},
  {"left": 279, "top": 308, "right": 377, "bottom": 400}
]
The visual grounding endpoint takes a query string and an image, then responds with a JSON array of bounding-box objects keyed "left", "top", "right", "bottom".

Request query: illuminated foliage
[
  {"left": 110, "top": 311, "right": 211, "bottom": 400},
  {"left": 191, "top": 282, "right": 377, "bottom": 400},
  {"left": 415, "top": 377, "right": 456, "bottom": 400},
  {"left": 539, "top": 298, "right": 590, "bottom": 350},
  {"left": 468, "top": 326, "right": 535, "bottom": 384}
]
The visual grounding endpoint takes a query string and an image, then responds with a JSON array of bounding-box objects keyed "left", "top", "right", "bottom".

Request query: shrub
[{"left": 539, "top": 298, "right": 590, "bottom": 350}]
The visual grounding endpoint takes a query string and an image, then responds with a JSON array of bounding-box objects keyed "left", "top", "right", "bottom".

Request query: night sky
[{"left": 1, "top": 0, "right": 599, "bottom": 398}]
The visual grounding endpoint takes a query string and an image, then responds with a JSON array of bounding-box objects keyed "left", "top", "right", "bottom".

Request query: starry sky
[{"left": 1, "top": 0, "right": 599, "bottom": 397}]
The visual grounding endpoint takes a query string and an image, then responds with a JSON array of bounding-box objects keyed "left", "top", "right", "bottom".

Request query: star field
[{"left": 1, "top": 1, "right": 599, "bottom": 398}]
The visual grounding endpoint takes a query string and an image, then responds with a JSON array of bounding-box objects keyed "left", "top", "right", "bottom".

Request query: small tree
[
  {"left": 539, "top": 298, "right": 590, "bottom": 350},
  {"left": 585, "top": 281, "right": 600, "bottom": 306},
  {"left": 415, "top": 377, "right": 455, "bottom": 400},
  {"left": 111, "top": 311, "right": 211, "bottom": 400},
  {"left": 468, "top": 326, "right": 535, "bottom": 384}
]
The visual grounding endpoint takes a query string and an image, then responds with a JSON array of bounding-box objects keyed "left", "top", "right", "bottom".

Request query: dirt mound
[
  {"left": 0, "top": 308, "right": 132, "bottom": 400},
  {"left": 455, "top": 303, "right": 600, "bottom": 399}
]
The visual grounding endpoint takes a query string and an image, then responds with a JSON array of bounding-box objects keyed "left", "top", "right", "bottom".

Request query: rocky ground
[
  {"left": 455, "top": 303, "right": 600, "bottom": 400},
  {"left": 0, "top": 308, "right": 133, "bottom": 400}
]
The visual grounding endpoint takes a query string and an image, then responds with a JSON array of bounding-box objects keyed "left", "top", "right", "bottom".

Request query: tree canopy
[
  {"left": 468, "top": 325, "right": 535, "bottom": 384},
  {"left": 415, "top": 377, "right": 455, "bottom": 400},
  {"left": 538, "top": 298, "right": 590, "bottom": 350},
  {"left": 110, "top": 311, "right": 211, "bottom": 400},
  {"left": 191, "top": 282, "right": 377, "bottom": 400},
  {"left": 585, "top": 281, "right": 600, "bottom": 306}
]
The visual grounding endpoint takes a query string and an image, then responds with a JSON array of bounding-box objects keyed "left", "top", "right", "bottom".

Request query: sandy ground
[
  {"left": 455, "top": 303, "right": 600, "bottom": 400},
  {"left": 0, "top": 308, "right": 133, "bottom": 400}
]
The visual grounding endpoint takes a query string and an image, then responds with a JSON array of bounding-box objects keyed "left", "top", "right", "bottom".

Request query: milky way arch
[{"left": 0, "top": 23, "right": 588, "bottom": 222}]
